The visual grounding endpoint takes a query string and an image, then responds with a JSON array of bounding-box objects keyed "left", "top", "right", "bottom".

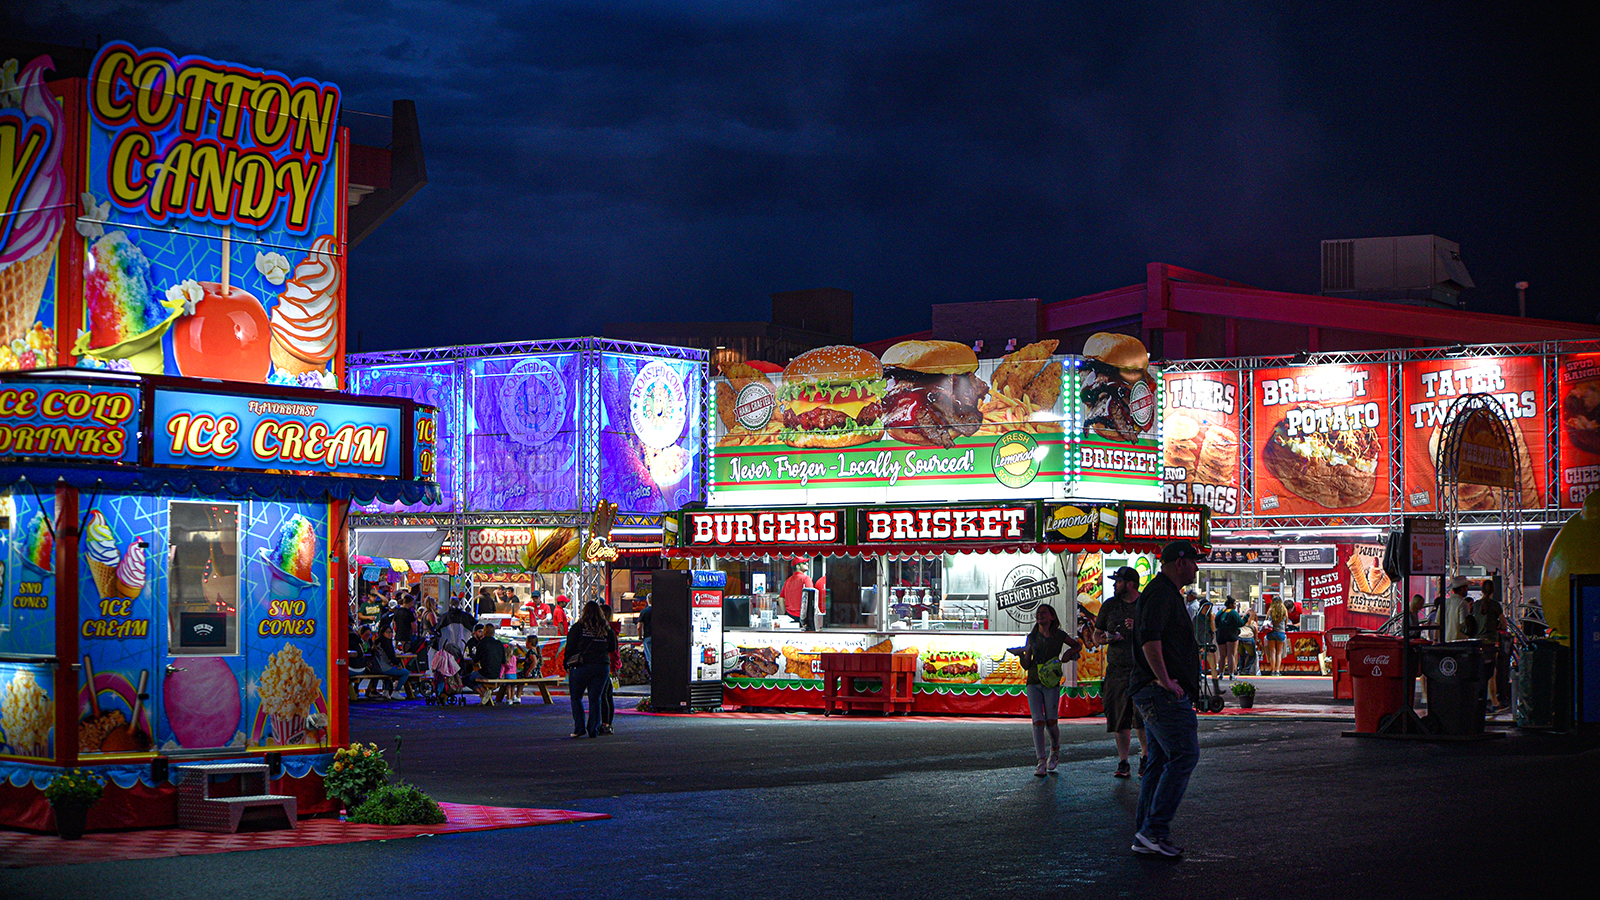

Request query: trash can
[
  {"left": 1420, "top": 641, "right": 1486, "bottom": 735},
  {"left": 1326, "top": 627, "right": 1363, "bottom": 700},
  {"left": 1515, "top": 639, "right": 1573, "bottom": 731},
  {"left": 1346, "top": 634, "right": 1408, "bottom": 733}
]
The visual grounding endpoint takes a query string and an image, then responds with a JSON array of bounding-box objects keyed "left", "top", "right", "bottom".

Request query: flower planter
[
  {"left": 52, "top": 801, "right": 90, "bottom": 840},
  {"left": 1239, "top": 695, "right": 1255, "bottom": 709}
]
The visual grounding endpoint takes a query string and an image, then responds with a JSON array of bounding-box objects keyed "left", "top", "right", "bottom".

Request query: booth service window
[{"left": 168, "top": 502, "right": 241, "bottom": 655}]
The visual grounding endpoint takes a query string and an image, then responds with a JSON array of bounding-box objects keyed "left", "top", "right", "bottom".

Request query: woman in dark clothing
[
  {"left": 370, "top": 622, "right": 412, "bottom": 699},
  {"left": 1008, "top": 603, "right": 1081, "bottom": 777},
  {"left": 563, "top": 601, "right": 617, "bottom": 738}
]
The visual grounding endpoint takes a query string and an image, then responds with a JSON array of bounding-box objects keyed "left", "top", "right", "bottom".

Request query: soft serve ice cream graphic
[
  {"left": 0, "top": 57, "right": 66, "bottom": 368},
  {"left": 267, "top": 235, "right": 342, "bottom": 388}
]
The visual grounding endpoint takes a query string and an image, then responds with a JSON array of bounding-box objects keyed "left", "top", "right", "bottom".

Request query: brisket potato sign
[
  {"left": 1400, "top": 356, "right": 1545, "bottom": 512},
  {"left": 1252, "top": 364, "right": 1390, "bottom": 516}
]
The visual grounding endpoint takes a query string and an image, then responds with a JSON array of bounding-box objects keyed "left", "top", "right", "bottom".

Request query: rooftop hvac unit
[{"left": 1320, "top": 235, "right": 1474, "bottom": 309}]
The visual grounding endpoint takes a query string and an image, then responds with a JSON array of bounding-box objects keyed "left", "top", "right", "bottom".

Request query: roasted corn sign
[{"left": 464, "top": 527, "right": 581, "bottom": 573}]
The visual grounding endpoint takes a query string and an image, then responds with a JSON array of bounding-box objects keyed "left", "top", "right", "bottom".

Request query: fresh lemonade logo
[{"left": 992, "top": 430, "right": 1040, "bottom": 488}]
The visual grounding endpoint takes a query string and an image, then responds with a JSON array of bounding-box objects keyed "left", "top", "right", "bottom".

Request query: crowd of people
[{"left": 348, "top": 583, "right": 573, "bottom": 703}]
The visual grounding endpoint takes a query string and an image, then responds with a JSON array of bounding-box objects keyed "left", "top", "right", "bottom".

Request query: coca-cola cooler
[{"left": 650, "top": 569, "right": 725, "bottom": 711}]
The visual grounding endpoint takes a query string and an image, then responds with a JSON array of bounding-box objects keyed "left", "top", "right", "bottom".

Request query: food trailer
[
  {"left": 674, "top": 335, "right": 1205, "bottom": 715},
  {"left": 0, "top": 370, "right": 436, "bottom": 832}
]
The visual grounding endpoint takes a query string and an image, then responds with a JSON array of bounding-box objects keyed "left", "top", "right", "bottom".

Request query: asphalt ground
[{"left": 3, "top": 681, "right": 1594, "bottom": 900}]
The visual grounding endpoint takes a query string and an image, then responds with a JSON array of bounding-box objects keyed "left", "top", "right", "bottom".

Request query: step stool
[{"left": 176, "top": 762, "right": 297, "bottom": 833}]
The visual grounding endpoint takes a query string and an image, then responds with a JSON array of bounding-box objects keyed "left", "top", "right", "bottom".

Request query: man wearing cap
[
  {"left": 1444, "top": 574, "right": 1471, "bottom": 642},
  {"left": 1095, "top": 566, "right": 1147, "bottom": 779},
  {"left": 1129, "top": 540, "right": 1205, "bottom": 858}
]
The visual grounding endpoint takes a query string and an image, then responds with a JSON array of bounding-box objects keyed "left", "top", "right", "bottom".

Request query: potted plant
[
  {"left": 325, "top": 742, "right": 391, "bottom": 814},
  {"left": 1231, "top": 681, "right": 1257, "bottom": 709},
  {"left": 43, "top": 768, "right": 105, "bottom": 840}
]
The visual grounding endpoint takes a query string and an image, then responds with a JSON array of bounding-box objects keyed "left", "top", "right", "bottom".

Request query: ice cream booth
[
  {"left": 0, "top": 369, "right": 437, "bottom": 830},
  {"left": 683, "top": 336, "right": 1205, "bottom": 716}
]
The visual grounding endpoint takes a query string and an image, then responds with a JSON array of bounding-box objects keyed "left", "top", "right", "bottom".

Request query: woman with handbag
[
  {"left": 1007, "top": 603, "right": 1081, "bottom": 777},
  {"left": 563, "top": 601, "right": 617, "bottom": 738}
]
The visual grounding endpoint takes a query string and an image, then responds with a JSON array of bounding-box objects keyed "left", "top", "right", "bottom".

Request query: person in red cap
[
  {"left": 780, "top": 562, "right": 813, "bottom": 621},
  {"left": 1129, "top": 540, "right": 1205, "bottom": 859}
]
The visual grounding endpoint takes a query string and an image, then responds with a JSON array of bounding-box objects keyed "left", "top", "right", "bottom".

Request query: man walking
[
  {"left": 1130, "top": 540, "right": 1204, "bottom": 858},
  {"left": 1094, "top": 566, "right": 1147, "bottom": 778}
]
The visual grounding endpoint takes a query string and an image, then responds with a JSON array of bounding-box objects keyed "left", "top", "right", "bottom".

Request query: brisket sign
[
  {"left": 859, "top": 504, "right": 1035, "bottom": 544},
  {"left": 685, "top": 509, "right": 846, "bottom": 547}
]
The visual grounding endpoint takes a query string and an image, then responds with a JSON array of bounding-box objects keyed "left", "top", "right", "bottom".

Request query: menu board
[
  {"left": 1252, "top": 364, "right": 1390, "bottom": 516},
  {"left": 1400, "top": 357, "right": 1544, "bottom": 512},
  {"left": 1557, "top": 354, "right": 1600, "bottom": 507},
  {"left": 1161, "top": 371, "right": 1241, "bottom": 515}
]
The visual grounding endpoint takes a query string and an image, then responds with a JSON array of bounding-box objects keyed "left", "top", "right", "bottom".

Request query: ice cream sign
[{"left": 152, "top": 388, "right": 400, "bottom": 475}]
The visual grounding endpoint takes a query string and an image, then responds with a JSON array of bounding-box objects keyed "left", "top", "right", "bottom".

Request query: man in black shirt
[
  {"left": 1094, "top": 567, "right": 1147, "bottom": 778},
  {"left": 1129, "top": 540, "right": 1204, "bottom": 859},
  {"left": 393, "top": 595, "right": 418, "bottom": 647},
  {"left": 638, "top": 594, "right": 654, "bottom": 677}
]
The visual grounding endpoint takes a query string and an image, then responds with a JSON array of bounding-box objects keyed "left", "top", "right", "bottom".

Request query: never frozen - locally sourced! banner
[{"left": 75, "top": 42, "right": 345, "bottom": 387}]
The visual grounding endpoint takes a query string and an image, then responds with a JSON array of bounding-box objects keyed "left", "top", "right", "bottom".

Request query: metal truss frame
[
  {"left": 1437, "top": 394, "right": 1533, "bottom": 662},
  {"left": 1164, "top": 343, "right": 1589, "bottom": 536}
]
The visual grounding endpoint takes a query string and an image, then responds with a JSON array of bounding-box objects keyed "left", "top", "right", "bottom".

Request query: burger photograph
[
  {"left": 1080, "top": 332, "right": 1157, "bottom": 442},
  {"left": 776, "top": 345, "right": 887, "bottom": 448},
  {"left": 880, "top": 340, "right": 991, "bottom": 447}
]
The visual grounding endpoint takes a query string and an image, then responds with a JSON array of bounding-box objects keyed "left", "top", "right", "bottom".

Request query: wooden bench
[
  {"left": 472, "top": 677, "right": 560, "bottom": 706},
  {"left": 175, "top": 762, "right": 295, "bottom": 834},
  {"left": 348, "top": 671, "right": 404, "bottom": 699}
]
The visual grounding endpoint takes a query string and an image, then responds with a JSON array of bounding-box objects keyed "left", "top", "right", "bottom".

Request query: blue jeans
[
  {"left": 568, "top": 662, "right": 610, "bottom": 736},
  {"left": 1132, "top": 684, "right": 1200, "bottom": 841},
  {"left": 642, "top": 637, "right": 652, "bottom": 676}
]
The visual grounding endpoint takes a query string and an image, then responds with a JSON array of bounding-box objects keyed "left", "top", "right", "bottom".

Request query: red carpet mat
[{"left": 0, "top": 803, "right": 610, "bottom": 868}]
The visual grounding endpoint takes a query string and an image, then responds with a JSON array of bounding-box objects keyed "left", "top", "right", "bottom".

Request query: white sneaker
[{"left": 1034, "top": 759, "right": 1048, "bottom": 777}]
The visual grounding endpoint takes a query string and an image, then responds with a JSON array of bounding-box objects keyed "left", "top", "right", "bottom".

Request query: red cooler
[
  {"left": 1346, "top": 634, "right": 1407, "bottom": 732},
  {"left": 1326, "top": 627, "right": 1363, "bottom": 700}
]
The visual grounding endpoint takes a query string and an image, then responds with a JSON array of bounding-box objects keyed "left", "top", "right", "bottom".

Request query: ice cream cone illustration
[
  {"left": 84, "top": 509, "right": 121, "bottom": 597},
  {"left": 115, "top": 540, "right": 147, "bottom": 598},
  {"left": 269, "top": 235, "right": 341, "bottom": 376},
  {"left": 0, "top": 57, "right": 68, "bottom": 346}
]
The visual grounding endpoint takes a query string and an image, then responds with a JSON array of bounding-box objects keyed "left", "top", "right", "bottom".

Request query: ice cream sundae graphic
[
  {"left": 268, "top": 235, "right": 341, "bottom": 378},
  {"left": 0, "top": 57, "right": 67, "bottom": 348},
  {"left": 255, "top": 514, "right": 320, "bottom": 598}
]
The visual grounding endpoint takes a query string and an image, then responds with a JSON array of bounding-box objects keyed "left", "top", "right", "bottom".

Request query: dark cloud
[{"left": 5, "top": 1, "right": 1595, "bottom": 351}]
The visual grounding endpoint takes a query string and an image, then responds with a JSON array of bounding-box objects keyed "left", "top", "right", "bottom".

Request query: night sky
[{"left": 6, "top": 2, "right": 1594, "bottom": 351}]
